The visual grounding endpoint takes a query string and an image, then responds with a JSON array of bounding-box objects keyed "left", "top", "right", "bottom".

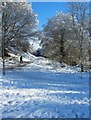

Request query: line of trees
[
  {"left": 39, "top": 3, "right": 90, "bottom": 71},
  {"left": 0, "top": 2, "right": 90, "bottom": 72}
]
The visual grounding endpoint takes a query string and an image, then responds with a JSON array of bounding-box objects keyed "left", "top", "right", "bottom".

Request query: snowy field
[{"left": 0, "top": 55, "right": 89, "bottom": 118}]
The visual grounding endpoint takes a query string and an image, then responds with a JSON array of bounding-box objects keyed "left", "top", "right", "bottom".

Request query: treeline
[
  {"left": 39, "top": 3, "right": 90, "bottom": 71},
  {"left": 0, "top": 2, "right": 90, "bottom": 72}
]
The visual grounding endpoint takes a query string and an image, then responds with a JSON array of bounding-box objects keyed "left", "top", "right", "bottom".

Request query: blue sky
[{"left": 32, "top": 2, "right": 68, "bottom": 30}]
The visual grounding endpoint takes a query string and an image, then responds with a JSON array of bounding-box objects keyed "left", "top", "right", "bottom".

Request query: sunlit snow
[{"left": 0, "top": 53, "right": 89, "bottom": 118}]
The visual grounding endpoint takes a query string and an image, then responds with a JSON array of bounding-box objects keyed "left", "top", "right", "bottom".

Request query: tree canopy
[{"left": 2, "top": 2, "right": 38, "bottom": 54}]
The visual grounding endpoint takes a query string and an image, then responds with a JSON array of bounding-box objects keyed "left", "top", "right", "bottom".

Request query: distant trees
[{"left": 1, "top": 2, "right": 38, "bottom": 55}]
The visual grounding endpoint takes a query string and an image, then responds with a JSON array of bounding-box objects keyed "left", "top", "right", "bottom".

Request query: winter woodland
[{"left": 0, "top": 1, "right": 90, "bottom": 119}]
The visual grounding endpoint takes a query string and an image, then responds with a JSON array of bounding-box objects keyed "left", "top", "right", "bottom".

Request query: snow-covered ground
[{"left": 0, "top": 54, "right": 89, "bottom": 118}]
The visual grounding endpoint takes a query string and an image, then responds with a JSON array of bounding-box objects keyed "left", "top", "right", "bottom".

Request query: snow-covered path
[{"left": 0, "top": 69, "right": 89, "bottom": 118}]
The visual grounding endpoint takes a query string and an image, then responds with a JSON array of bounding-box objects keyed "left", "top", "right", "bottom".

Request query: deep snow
[{"left": 0, "top": 54, "right": 89, "bottom": 118}]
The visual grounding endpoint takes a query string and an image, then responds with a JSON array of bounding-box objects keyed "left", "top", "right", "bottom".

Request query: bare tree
[
  {"left": 2, "top": 2, "right": 38, "bottom": 54},
  {"left": 40, "top": 12, "right": 75, "bottom": 63},
  {"left": 68, "top": 2, "right": 89, "bottom": 72}
]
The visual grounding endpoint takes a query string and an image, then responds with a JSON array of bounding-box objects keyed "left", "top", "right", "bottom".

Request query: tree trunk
[
  {"left": 80, "top": 35, "right": 84, "bottom": 72},
  {"left": 60, "top": 34, "right": 65, "bottom": 63}
]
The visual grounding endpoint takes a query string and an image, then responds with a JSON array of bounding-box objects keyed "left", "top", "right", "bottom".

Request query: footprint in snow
[
  {"left": 16, "top": 93, "right": 19, "bottom": 96},
  {"left": 8, "top": 101, "right": 13, "bottom": 104}
]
